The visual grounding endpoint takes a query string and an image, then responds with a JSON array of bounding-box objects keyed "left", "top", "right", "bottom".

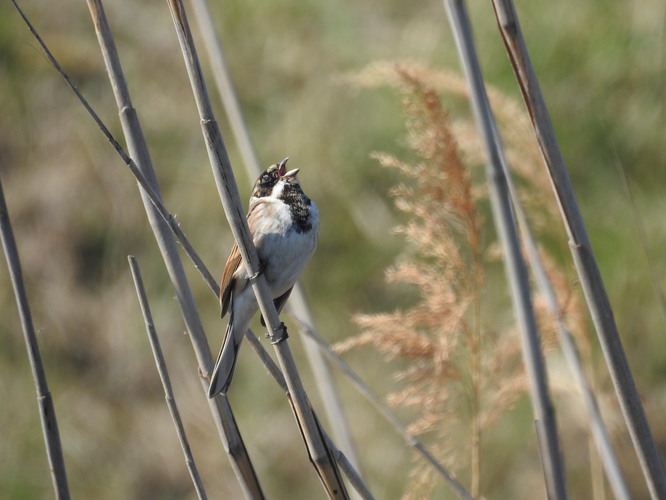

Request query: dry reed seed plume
[
  {"left": 340, "top": 65, "right": 599, "bottom": 497},
  {"left": 338, "top": 66, "right": 512, "bottom": 498},
  {"left": 347, "top": 61, "right": 560, "bottom": 234},
  {"left": 384, "top": 62, "right": 598, "bottom": 373}
]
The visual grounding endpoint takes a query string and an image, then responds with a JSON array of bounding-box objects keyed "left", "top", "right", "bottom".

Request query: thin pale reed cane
[
  {"left": 187, "top": 0, "right": 362, "bottom": 480},
  {"left": 490, "top": 1, "right": 666, "bottom": 498},
  {"left": 509, "top": 182, "right": 630, "bottom": 499},
  {"left": 613, "top": 156, "right": 666, "bottom": 324},
  {"left": 442, "top": 1, "right": 568, "bottom": 498},
  {"left": 84, "top": 2, "right": 263, "bottom": 497},
  {"left": 164, "top": 0, "right": 351, "bottom": 497},
  {"left": 0, "top": 176, "right": 71, "bottom": 500},
  {"left": 128, "top": 256, "right": 208, "bottom": 500}
]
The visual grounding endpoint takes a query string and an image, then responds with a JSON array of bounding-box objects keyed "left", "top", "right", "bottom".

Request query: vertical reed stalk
[
  {"left": 442, "top": 1, "right": 568, "bottom": 498},
  {"left": 490, "top": 1, "right": 666, "bottom": 498},
  {"left": 128, "top": 256, "right": 208, "bottom": 500},
  {"left": 513, "top": 189, "right": 630, "bottom": 500},
  {"left": 0, "top": 176, "right": 71, "bottom": 500}
]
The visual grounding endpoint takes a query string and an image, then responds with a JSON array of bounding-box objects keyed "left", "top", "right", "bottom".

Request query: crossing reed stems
[
  {"left": 85, "top": 1, "right": 264, "bottom": 495},
  {"left": 490, "top": 1, "right": 666, "bottom": 497}
]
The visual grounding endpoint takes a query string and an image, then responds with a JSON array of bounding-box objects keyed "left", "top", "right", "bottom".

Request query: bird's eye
[{"left": 262, "top": 174, "right": 271, "bottom": 183}]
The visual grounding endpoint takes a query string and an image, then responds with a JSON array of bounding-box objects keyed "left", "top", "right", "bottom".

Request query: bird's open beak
[{"left": 278, "top": 157, "right": 299, "bottom": 178}]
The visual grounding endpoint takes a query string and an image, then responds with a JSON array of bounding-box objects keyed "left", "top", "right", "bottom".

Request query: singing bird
[{"left": 208, "top": 158, "right": 319, "bottom": 397}]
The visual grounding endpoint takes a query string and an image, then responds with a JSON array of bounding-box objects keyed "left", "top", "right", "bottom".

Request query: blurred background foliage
[{"left": 0, "top": 0, "right": 664, "bottom": 498}]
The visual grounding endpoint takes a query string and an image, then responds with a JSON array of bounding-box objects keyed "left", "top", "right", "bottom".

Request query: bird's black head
[{"left": 251, "top": 157, "right": 299, "bottom": 199}]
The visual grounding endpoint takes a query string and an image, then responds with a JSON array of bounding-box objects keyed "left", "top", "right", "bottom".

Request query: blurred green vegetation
[{"left": 0, "top": 0, "right": 664, "bottom": 498}]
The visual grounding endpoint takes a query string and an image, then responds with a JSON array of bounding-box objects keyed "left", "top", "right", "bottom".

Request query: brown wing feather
[
  {"left": 220, "top": 200, "right": 266, "bottom": 317},
  {"left": 220, "top": 242, "right": 242, "bottom": 317}
]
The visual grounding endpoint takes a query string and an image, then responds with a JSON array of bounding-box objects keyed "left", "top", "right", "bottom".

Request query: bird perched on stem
[{"left": 208, "top": 157, "right": 319, "bottom": 397}]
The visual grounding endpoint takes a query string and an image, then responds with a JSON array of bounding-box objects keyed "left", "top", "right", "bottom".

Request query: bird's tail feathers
[{"left": 208, "top": 317, "right": 241, "bottom": 398}]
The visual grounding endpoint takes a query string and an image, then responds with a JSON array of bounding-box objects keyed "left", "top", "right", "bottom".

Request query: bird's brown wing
[
  {"left": 220, "top": 242, "right": 241, "bottom": 317},
  {"left": 220, "top": 201, "right": 267, "bottom": 317}
]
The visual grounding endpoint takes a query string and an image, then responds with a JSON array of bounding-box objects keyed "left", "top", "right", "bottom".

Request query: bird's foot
[{"left": 267, "top": 322, "right": 289, "bottom": 344}]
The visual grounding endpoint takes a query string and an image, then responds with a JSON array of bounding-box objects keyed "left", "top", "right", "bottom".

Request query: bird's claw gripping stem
[{"left": 267, "top": 322, "right": 289, "bottom": 344}]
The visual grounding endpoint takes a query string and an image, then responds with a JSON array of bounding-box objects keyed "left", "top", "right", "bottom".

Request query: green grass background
[{"left": 0, "top": 0, "right": 664, "bottom": 498}]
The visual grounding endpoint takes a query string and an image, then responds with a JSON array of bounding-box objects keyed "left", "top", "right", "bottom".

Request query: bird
[{"left": 208, "top": 157, "right": 319, "bottom": 397}]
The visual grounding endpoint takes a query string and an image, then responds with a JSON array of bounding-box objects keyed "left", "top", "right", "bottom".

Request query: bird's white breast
[{"left": 248, "top": 198, "right": 318, "bottom": 298}]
